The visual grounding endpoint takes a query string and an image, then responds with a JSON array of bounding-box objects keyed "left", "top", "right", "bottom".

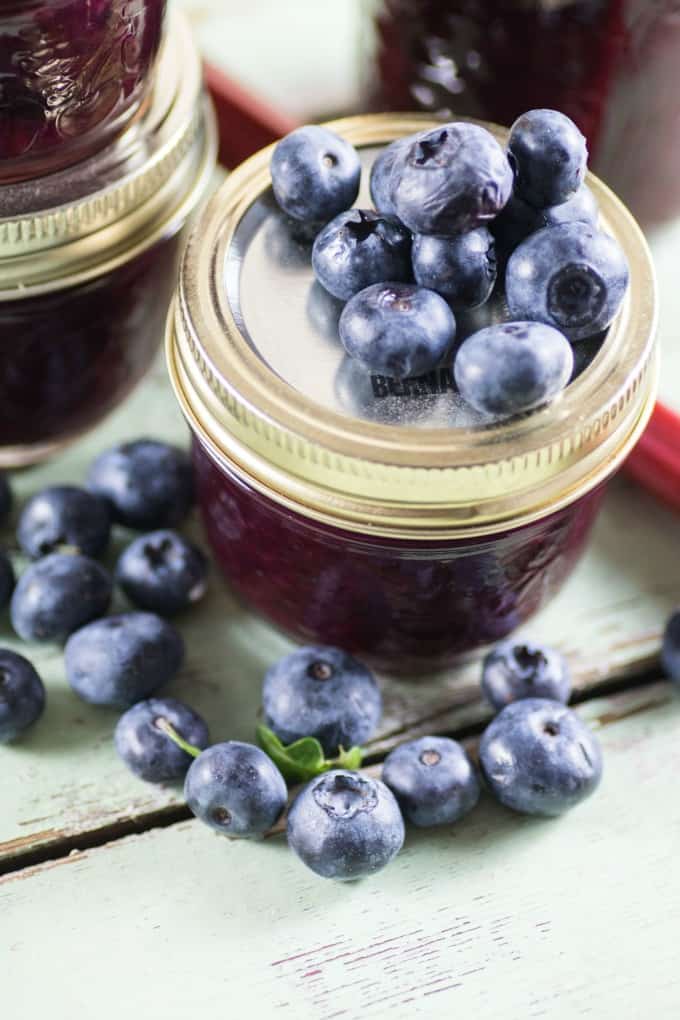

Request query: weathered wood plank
[
  {"left": 1, "top": 356, "right": 679, "bottom": 867},
  {"left": 2, "top": 683, "right": 679, "bottom": 1019}
]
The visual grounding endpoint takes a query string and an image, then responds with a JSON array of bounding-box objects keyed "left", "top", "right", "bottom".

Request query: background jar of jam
[
  {"left": 0, "top": 10, "right": 217, "bottom": 467},
  {"left": 362, "top": 0, "right": 680, "bottom": 229},
  {"left": 166, "top": 114, "right": 657, "bottom": 674},
  {"left": 0, "top": 0, "right": 167, "bottom": 183}
]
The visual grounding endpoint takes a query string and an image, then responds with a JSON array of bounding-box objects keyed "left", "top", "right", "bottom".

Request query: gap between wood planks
[{"left": 0, "top": 663, "right": 668, "bottom": 881}]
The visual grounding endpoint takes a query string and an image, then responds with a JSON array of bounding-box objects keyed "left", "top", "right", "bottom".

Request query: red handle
[
  {"left": 625, "top": 402, "right": 680, "bottom": 511},
  {"left": 204, "top": 61, "right": 299, "bottom": 169}
]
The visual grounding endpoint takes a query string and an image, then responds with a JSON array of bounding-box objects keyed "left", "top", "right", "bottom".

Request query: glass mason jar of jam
[
  {"left": 0, "top": 0, "right": 167, "bottom": 183},
  {"left": 166, "top": 114, "right": 657, "bottom": 674},
  {"left": 0, "top": 10, "right": 216, "bottom": 467},
  {"left": 362, "top": 0, "right": 680, "bottom": 230}
]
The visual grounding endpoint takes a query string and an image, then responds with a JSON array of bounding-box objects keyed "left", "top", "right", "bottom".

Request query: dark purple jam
[
  {"left": 194, "top": 439, "right": 604, "bottom": 673},
  {"left": 0, "top": 0, "right": 166, "bottom": 183},
  {"left": 365, "top": 0, "right": 680, "bottom": 226},
  {"left": 0, "top": 235, "right": 179, "bottom": 459}
]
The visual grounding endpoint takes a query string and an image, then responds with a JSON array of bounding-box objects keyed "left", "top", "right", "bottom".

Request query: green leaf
[
  {"left": 256, "top": 725, "right": 364, "bottom": 785},
  {"left": 333, "top": 745, "right": 364, "bottom": 771}
]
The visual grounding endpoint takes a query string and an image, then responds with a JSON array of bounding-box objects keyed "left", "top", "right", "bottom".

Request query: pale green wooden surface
[
  {"left": 1, "top": 354, "right": 678, "bottom": 866},
  {"left": 2, "top": 683, "right": 679, "bottom": 1020}
]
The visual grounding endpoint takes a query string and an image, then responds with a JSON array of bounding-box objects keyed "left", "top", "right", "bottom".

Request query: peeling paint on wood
[{"left": 2, "top": 684, "right": 679, "bottom": 1019}]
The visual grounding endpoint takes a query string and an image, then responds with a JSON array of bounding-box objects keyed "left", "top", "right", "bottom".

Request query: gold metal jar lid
[
  {"left": 168, "top": 113, "right": 658, "bottom": 540},
  {"left": 0, "top": 9, "right": 216, "bottom": 297}
]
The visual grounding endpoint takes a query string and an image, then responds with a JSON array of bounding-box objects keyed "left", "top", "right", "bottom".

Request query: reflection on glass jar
[
  {"left": 363, "top": 0, "right": 680, "bottom": 227},
  {"left": 0, "top": 11, "right": 216, "bottom": 466},
  {"left": 0, "top": 0, "right": 166, "bottom": 182}
]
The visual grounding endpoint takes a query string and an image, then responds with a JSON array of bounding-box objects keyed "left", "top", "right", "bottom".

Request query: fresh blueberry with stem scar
[
  {"left": 493, "top": 184, "right": 599, "bottom": 252},
  {"left": 661, "top": 609, "right": 680, "bottom": 684},
  {"left": 480, "top": 698, "right": 603, "bottom": 816},
  {"left": 270, "top": 125, "right": 361, "bottom": 223},
  {"left": 481, "top": 641, "right": 571, "bottom": 710},
  {"left": 369, "top": 135, "right": 413, "bottom": 220},
  {"left": 505, "top": 223, "right": 629, "bottom": 341},
  {"left": 508, "top": 109, "right": 588, "bottom": 209},
  {"left": 262, "top": 645, "right": 382, "bottom": 757},
  {"left": 412, "top": 228, "right": 497, "bottom": 308},
  {"left": 65, "top": 612, "right": 184, "bottom": 707},
  {"left": 391, "top": 122, "right": 513, "bottom": 235},
  {"left": 114, "top": 697, "right": 209, "bottom": 782},
  {"left": 339, "top": 282, "right": 456, "bottom": 380},
  {"left": 184, "top": 741, "right": 288, "bottom": 838},
  {"left": 287, "top": 770, "right": 405, "bottom": 880},
  {"left": 0, "top": 551, "right": 15, "bottom": 609},
  {"left": 454, "top": 321, "right": 573, "bottom": 418},
  {"left": 116, "top": 530, "right": 208, "bottom": 616},
  {"left": 0, "top": 649, "right": 45, "bottom": 743},
  {"left": 382, "top": 736, "right": 480, "bottom": 828},
  {"left": 10, "top": 553, "right": 112, "bottom": 642},
  {"left": 86, "top": 439, "right": 194, "bottom": 530},
  {"left": 17, "top": 485, "right": 111, "bottom": 560},
  {"left": 312, "top": 209, "right": 412, "bottom": 301}
]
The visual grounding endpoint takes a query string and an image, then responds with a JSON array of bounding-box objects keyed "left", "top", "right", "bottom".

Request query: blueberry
[
  {"left": 661, "top": 610, "right": 680, "bottom": 683},
  {"left": 270, "top": 125, "right": 361, "bottom": 223},
  {"left": 480, "top": 698, "right": 602, "bottom": 816},
  {"left": 0, "top": 649, "right": 45, "bottom": 743},
  {"left": 185, "top": 741, "right": 287, "bottom": 837},
  {"left": 114, "top": 697, "right": 209, "bottom": 783},
  {"left": 505, "top": 223, "right": 629, "bottom": 341},
  {"left": 11, "top": 553, "right": 112, "bottom": 642},
  {"left": 392, "top": 123, "right": 513, "bottom": 235},
  {"left": 65, "top": 612, "right": 184, "bottom": 707},
  {"left": 86, "top": 439, "right": 194, "bottom": 530},
  {"left": 0, "top": 551, "right": 15, "bottom": 609},
  {"left": 382, "top": 736, "right": 479, "bottom": 827},
  {"left": 312, "top": 209, "right": 412, "bottom": 301},
  {"left": 454, "top": 321, "right": 573, "bottom": 418},
  {"left": 0, "top": 473, "right": 13, "bottom": 523},
  {"left": 508, "top": 109, "right": 588, "bottom": 208},
  {"left": 263, "top": 645, "right": 382, "bottom": 756},
  {"left": 369, "top": 135, "right": 412, "bottom": 219},
  {"left": 482, "top": 641, "right": 571, "bottom": 710},
  {"left": 339, "top": 282, "right": 456, "bottom": 380},
  {"left": 493, "top": 185, "right": 598, "bottom": 253},
  {"left": 287, "top": 770, "right": 404, "bottom": 880},
  {"left": 412, "top": 228, "right": 497, "bottom": 308},
  {"left": 116, "top": 530, "right": 208, "bottom": 616},
  {"left": 17, "top": 485, "right": 111, "bottom": 560},
  {"left": 537, "top": 184, "right": 599, "bottom": 230}
]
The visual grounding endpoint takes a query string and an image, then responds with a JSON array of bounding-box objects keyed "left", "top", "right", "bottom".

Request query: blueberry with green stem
[
  {"left": 116, "top": 530, "right": 208, "bottom": 616},
  {"left": 185, "top": 741, "right": 288, "bottom": 837},
  {"left": 17, "top": 485, "right": 111, "bottom": 559},
  {"left": 0, "top": 649, "right": 45, "bottom": 743},
  {"left": 262, "top": 645, "right": 382, "bottom": 757},
  {"left": 11, "top": 553, "right": 112, "bottom": 642},
  {"left": 115, "top": 698, "right": 209, "bottom": 782},
  {"left": 287, "top": 770, "right": 404, "bottom": 880}
]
